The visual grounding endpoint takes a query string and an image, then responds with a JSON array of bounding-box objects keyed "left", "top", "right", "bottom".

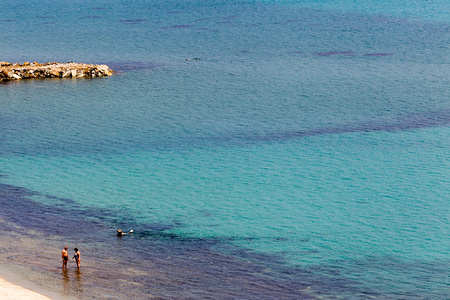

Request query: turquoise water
[
  {"left": 267, "top": 0, "right": 450, "bottom": 22},
  {"left": 1, "top": 0, "right": 449, "bottom": 298}
]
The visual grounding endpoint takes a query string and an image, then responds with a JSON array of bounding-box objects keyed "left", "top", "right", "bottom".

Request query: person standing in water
[
  {"left": 73, "top": 248, "right": 81, "bottom": 269},
  {"left": 61, "top": 246, "right": 69, "bottom": 270}
]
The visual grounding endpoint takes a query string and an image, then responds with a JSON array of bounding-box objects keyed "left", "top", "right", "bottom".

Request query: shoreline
[
  {"left": 0, "top": 260, "right": 70, "bottom": 300},
  {"left": 0, "top": 178, "right": 317, "bottom": 299},
  {"left": 0, "top": 276, "right": 51, "bottom": 300}
]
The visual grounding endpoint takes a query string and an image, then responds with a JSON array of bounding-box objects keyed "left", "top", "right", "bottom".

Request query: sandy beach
[{"left": 0, "top": 277, "right": 51, "bottom": 300}]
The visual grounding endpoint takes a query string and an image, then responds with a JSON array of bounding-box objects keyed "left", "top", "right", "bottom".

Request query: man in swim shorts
[{"left": 62, "top": 246, "right": 69, "bottom": 270}]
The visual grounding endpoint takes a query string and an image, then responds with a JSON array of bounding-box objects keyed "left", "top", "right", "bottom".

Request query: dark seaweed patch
[
  {"left": 171, "top": 24, "right": 194, "bottom": 28},
  {"left": 206, "top": 109, "right": 450, "bottom": 145},
  {"left": 119, "top": 19, "right": 148, "bottom": 24},
  {"left": 83, "top": 16, "right": 102, "bottom": 19},
  {"left": 106, "top": 62, "right": 163, "bottom": 72},
  {"left": 38, "top": 22, "right": 56, "bottom": 25},
  {"left": 364, "top": 53, "right": 394, "bottom": 56},
  {"left": 314, "top": 51, "right": 356, "bottom": 56},
  {"left": 157, "top": 24, "right": 194, "bottom": 29}
]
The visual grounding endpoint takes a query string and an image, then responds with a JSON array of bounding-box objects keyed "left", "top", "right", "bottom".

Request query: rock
[
  {"left": 11, "top": 73, "right": 22, "bottom": 80},
  {"left": 0, "top": 61, "right": 114, "bottom": 81},
  {"left": 49, "top": 69, "right": 61, "bottom": 77},
  {"left": 100, "top": 67, "right": 112, "bottom": 76}
]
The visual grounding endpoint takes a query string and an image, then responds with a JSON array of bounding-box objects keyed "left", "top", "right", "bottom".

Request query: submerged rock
[{"left": 0, "top": 61, "right": 114, "bottom": 82}]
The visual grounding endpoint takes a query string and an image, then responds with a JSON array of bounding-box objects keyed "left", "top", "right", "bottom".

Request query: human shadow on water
[
  {"left": 61, "top": 269, "right": 70, "bottom": 294},
  {"left": 60, "top": 268, "right": 83, "bottom": 296},
  {"left": 75, "top": 269, "right": 83, "bottom": 293}
]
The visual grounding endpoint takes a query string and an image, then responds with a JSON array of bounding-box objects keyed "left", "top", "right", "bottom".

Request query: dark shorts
[{"left": 63, "top": 256, "right": 69, "bottom": 261}]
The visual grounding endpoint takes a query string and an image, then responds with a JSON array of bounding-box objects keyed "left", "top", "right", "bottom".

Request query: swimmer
[{"left": 116, "top": 229, "right": 133, "bottom": 236}]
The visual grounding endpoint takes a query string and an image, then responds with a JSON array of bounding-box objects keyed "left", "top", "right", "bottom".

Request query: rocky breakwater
[{"left": 0, "top": 61, "right": 114, "bottom": 82}]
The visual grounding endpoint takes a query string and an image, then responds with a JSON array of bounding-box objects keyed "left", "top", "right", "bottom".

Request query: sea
[{"left": 0, "top": 0, "right": 449, "bottom": 299}]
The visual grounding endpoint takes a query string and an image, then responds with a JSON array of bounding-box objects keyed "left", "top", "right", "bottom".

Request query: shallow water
[{"left": 0, "top": 0, "right": 449, "bottom": 299}]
